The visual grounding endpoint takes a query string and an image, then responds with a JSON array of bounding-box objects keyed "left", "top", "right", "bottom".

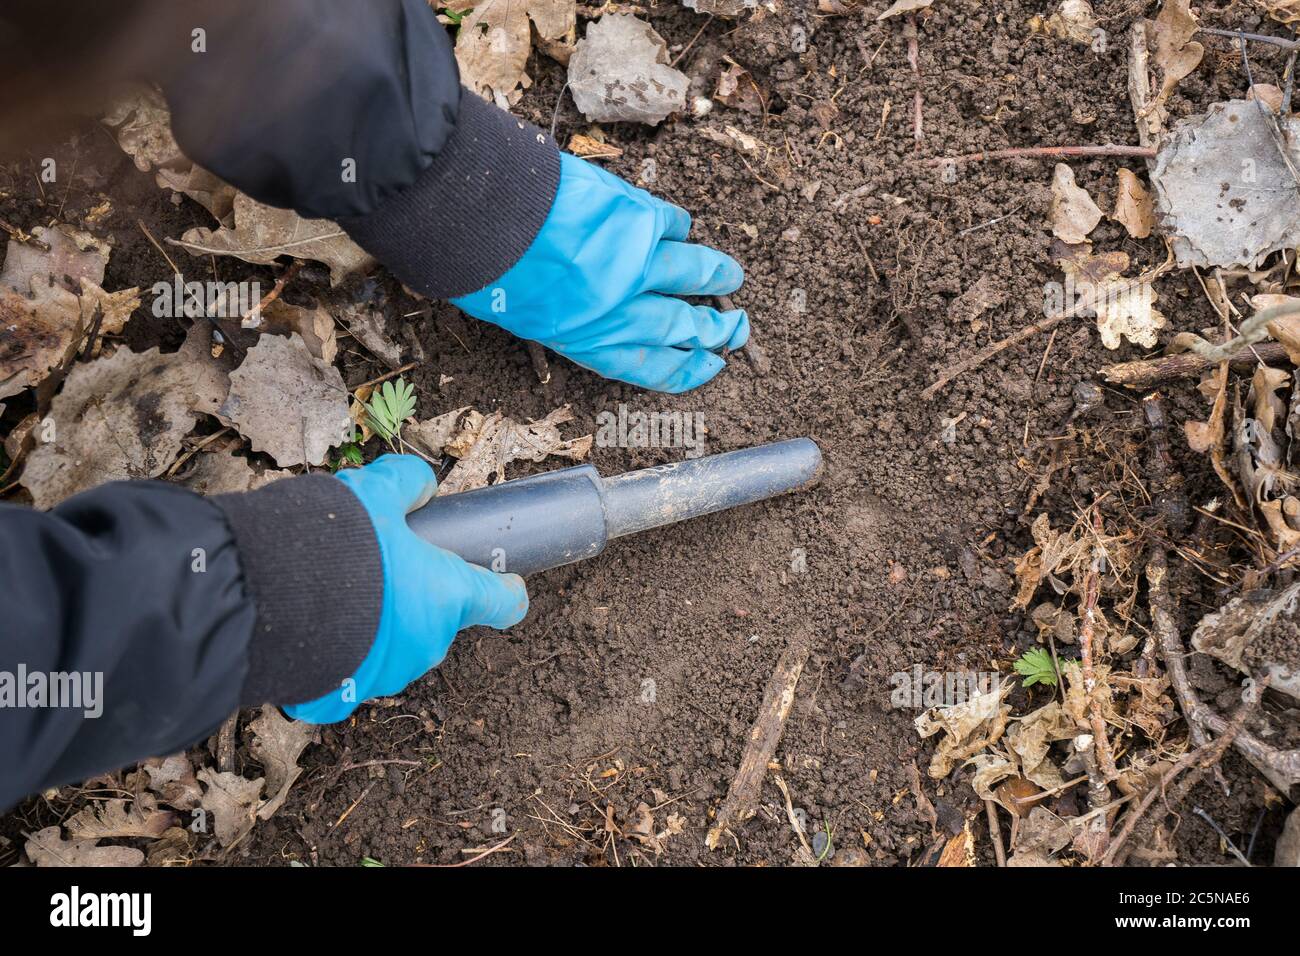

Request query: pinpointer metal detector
[{"left": 406, "top": 437, "right": 822, "bottom": 575}]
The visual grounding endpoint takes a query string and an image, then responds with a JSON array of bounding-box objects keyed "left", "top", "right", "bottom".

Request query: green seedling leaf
[
  {"left": 364, "top": 377, "right": 417, "bottom": 450},
  {"left": 1014, "top": 648, "right": 1061, "bottom": 688}
]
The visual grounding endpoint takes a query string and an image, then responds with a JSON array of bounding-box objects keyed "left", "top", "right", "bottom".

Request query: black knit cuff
[
  {"left": 338, "top": 87, "right": 561, "bottom": 300},
  {"left": 213, "top": 474, "right": 382, "bottom": 707}
]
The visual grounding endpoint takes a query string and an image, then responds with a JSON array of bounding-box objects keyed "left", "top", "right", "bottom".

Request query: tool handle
[{"left": 406, "top": 464, "right": 608, "bottom": 576}]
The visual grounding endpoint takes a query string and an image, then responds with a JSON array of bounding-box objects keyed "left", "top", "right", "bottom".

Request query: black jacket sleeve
[
  {"left": 157, "top": 0, "right": 561, "bottom": 300},
  {"left": 0, "top": 475, "right": 381, "bottom": 812}
]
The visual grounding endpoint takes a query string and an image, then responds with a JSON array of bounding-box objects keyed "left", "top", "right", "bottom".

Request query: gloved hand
[
  {"left": 452, "top": 153, "right": 749, "bottom": 394},
  {"left": 285, "top": 455, "right": 528, "bottom": 723}
]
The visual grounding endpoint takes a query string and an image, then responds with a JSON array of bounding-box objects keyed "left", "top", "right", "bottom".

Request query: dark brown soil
[{"left": 3, "top": 1, "right": 1294, "bottom": 866}]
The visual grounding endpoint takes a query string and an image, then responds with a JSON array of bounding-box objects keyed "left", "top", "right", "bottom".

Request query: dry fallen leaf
[
  {"left": 175, "top": 191, "right": 373, "bottom": 287},
  {"left": 196, "top": 768, "right": 264, "bottom": 847},
  {"left": 914, "top": 680, "right": 1013, "bottom": 778},
  {"left": 0, "top": 276, "right": 139, "bottom": 401},
  {"left": 21, "top": 326, "right": 228, "bottom": 507},
  {"left": 102, "top": 86, "right": 187, "bottom": 172},
  {"left": 1049, "top": 163, "right": 1102, "bottom": 244},
  {"left": 0, "top": 224, "right": 110, "bottom": 295},
  {"left": 877, "top": 0, "right": 934, "bottom": 20},
  {"left": 1144, "top": 0, "right": 1203, "bottom": 121},
  {"left": 260, "top": 299, "right": 337, "bottom": 362},
  {"left": 451, "top": 0, "right": 576, "bottom": 109},
  {"left": 334, "top": 301, "right": 404, "bottom": 369},
  {"left": 698, "top": 125, "right": 764, "bottom": 156},
  {"left": 103, "top": 87, "right": 238, "bottom": 225},
  {"left": 1054, "top": 244, "right": 1165, "bottom": 349},
  {"left": 438, "top": 405, "right": 593, "bottom": 496},
  {"left": 567, "top": 133, "right": 623, "bottom": 160},
  {"left": 716, "top": 58, "right": 764, "bottom": 114},
  {"left": 1042, "top": 0, "right": 1097, "bottom": 44},
  {"left": 248, "top": 705, "right": 319, "bottom": 821},
  {"left": 180, "top": 449, "right": 291, "bottom": 495},
  {"left": 65, "top": 797, "right": 177, "bottom": 841},
  {"left": 218, "top": 332, "right": 352, "bottom": 468},
  {"left": 1151, "top": 101, "right": 1300, "bottom": 268},
  {"left": 1110, "top": 168, "right": 1154, "bottom": 239},
  {"left": 142, "top": 754, "right": 203, "bottom": 810},
  {"left": 568, "top": 15, "right": 688, "bottom": 125},
  {"left": 25, "top": 826, "right": 145, "bottom": 867},
  {"left": 405, "top": 406, "right": 474, "bottom": 459}
]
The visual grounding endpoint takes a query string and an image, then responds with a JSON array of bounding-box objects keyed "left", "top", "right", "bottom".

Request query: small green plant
[
  {"left": 815, "top": 821, "right": 834, "bottom": 862},
  {"left": 360, "top": 856, "right": 385, "bottom": 867},
  {"left": 332, "top": 441, "right": 364, "bottom": 471},
  {"left": 1013, "top": 647, "right": 1074, "bottom": 688},
  {"left": 364, "top": 378, "right": 417, "bottom": 453},
  {"left": 439, "top": 6, "right": 469, "bottom": 36}
]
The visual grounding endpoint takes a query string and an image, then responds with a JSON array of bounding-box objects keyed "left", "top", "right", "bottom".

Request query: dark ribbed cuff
[
  {"left": 339, "top": 87, "right": 561, "bottom": 300},
  {"left": 213, "top": 474, "right": 382, "bottom": 707}
]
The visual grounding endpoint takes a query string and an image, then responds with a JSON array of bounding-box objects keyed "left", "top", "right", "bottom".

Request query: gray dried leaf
[
  {"left": 180, "top": 450, "right": 291, "bottom": 496},
  {"left": 25, "top": 826, "right": 144, "bottom": 867},
  {"left": 335, "top": 302, "right": 402, "bottom": 368},
  {"left": 1151, "top": 100, "right": 1300, "bottom": 268},
  {"left": 196, "top": 768, "right": 264, "bottom": 847},
  {"left": 451, "top": 0, "right": 575, "bottom": 108},
  {"left": 569, "top": 15, "right": 688, "bottom": 125},
  {"left": 219, "top": 332, "right": 352, "bottom": 467},
  {"left": 102, "top": 86, "right": 187, "bottom": 172},
  {"left": 21, "top": 325, "right": 228, "bottom": 507},
  {"left": 404, "top": 406, "right": 473, "bottom": 459},
  {"left": 142, "top": 754, "right": 203, "bottom": 810},
  {"left": 248, "top": 705, "right": 319, "bottom": 821},
  {"left": 66, "top": 796, "right": 177, "bottom": 841},
  {"left": 439, "top": 405, "right": 593, "bottom": 496},
  {"left": 175, "top": 191, "right": 373, "bottom": 286},
  {"left": 0, "top": 224, "right": 110, "bottom": 295}
]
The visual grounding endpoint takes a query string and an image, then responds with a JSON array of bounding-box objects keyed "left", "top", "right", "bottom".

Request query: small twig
[
  {"left": 1199, "top": 26, "right": 1300, "bottom": 51},
  {"left": 915, "top": 144, "right": 1155, "bottom": 167},
  {"left": 1102, "top": 687, "right": 1258, "bottom": 866},
  {"left": 905, "top": 14, "right": 923, "bottom": 147},
  {"left": 164, "top": 427, "right": 233, "bottom": 478},
  {"left": 984, "top": 799, "right": 1006, "bottom": 867},
  {"left": 1079, "top": 510, "right": 1119, "bottom": 781},
  {"left": 351, "top": 361, "right": 419, "bottom": 395},
  {"left": 332, "top": 784, "right": 374, "bottom": 829},
  {"left": 241, "top": 260, "right": 301, "bottom": 326},
  {"left": 0, "top": 218, "right": 50, "bottom": 251},
  {"left": 1100, "top": 341, "right": 1289, "bottom": 389},
  {"left": 415, "top": 834, "right": 517, "bottom": 868},
  {"left": 922, "top": 258, "right": 1173, "bottom": 399},
  {"left": 1184, "top": 300, "right": 1300, "bottom": 363},
  {"left": 137, "top": 219, "right": 181, "bottom": 277}
]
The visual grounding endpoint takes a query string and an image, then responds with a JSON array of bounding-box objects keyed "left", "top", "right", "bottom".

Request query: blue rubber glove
[
  {"left": 452, "top": 153, "right": 749, "bottom": 393},
  {"left": 285, "top": 455, "right": 528, "bottom": 723}
]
